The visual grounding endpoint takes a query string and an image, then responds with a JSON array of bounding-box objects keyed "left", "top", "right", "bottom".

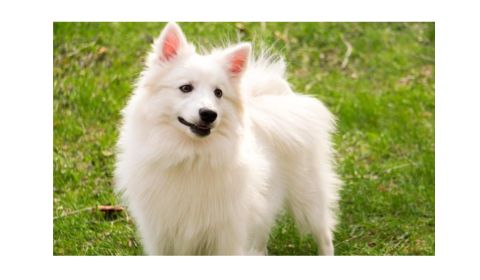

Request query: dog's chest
[
  {"left": 141, "top": 167, "right": 247, "bottom": 253},
  {"left": 145, "top": 166, "right": 245, "bottom": 222}
]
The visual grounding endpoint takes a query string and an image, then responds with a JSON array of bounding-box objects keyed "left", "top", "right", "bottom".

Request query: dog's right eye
[{"left": 179, "top": 84, "right": 194, "bottom": 93}]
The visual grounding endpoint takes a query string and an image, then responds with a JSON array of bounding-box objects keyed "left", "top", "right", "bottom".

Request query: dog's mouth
[{"left": 177, "top": 117, "right": 212, "bottom": 137}]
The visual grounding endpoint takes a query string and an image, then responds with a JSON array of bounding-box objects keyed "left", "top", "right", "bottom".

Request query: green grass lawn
[{"left": 53, "top": 22, "right": 435, "bottom": 255}]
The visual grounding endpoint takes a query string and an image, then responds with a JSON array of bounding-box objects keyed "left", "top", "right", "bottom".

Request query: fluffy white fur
[{"left": 114, "top": 22, "right": 341, "bottom": 255}]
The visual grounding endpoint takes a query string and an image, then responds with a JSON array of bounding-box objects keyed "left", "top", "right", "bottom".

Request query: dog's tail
[{"left": 242, "top": 53, "right": 293, "bottom": 97}]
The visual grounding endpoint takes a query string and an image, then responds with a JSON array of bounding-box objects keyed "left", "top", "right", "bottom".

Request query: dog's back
[{"left": 243, "top": 57, "right": 342, "bottom": 255}]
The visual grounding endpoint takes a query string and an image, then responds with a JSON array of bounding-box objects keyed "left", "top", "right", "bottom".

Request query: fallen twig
[
  {"left": 97, "top": 205, "right": 125, "bottom": 212},
  {"left": 54, "top": 205, "right": 125, "bottom": 220}
]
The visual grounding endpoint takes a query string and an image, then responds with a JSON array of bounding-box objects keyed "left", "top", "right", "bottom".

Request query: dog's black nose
[{"left": 199, "top": 108, "right": 217, "bottom": 124}]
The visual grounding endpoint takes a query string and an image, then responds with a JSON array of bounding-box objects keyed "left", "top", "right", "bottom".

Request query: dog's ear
[
  {"left": 222, "top": 43, "right": 251, "bottom": 79},
  {"left": 154, "top": 22, "right": 188, "bottom": 62}
]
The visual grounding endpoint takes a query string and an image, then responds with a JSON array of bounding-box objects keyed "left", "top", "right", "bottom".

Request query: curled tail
[{"left": 242, "top": 53, "right": 293, "bottom": 97}]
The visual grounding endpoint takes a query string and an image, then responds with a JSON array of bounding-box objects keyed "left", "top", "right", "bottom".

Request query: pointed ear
[
  {"left": 223, "top": 43, "right": 251, "bottom": 78},
  {"left": 154, "top": 22, "right": 188, "bottom": 62}
]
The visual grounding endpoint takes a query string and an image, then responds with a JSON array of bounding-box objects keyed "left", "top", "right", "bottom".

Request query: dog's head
[{"left": 137, "top": 22, "right": 250, "bottom": 139}]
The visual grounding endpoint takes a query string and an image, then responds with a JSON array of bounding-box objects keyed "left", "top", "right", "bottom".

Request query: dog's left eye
[{"left": 214, "top": 88, "right": 223, "bottom": 98}]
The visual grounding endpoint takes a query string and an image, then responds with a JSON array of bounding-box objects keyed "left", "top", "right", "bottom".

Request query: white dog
[{"left": 114, "top": 22, "right": 341, "bottom": 255}]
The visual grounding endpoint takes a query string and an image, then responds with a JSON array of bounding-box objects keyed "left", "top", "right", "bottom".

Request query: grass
[{"left": 53, "top": 22, "right": 435, "bottom": 255}]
